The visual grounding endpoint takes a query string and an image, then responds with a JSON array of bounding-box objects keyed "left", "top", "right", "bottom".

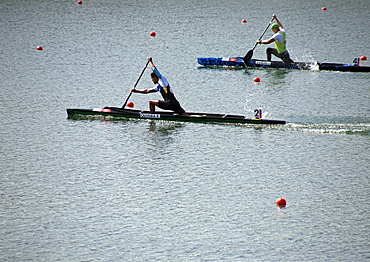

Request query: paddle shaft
[
  {"left": 122, "top": 60, "right": 150, "bottom": 108},
  {"left": 253, "top": 17, "right": 275, "bottom": 51},
  {"left": 243, "top": 17, "right": 275, "bottom": 65}
]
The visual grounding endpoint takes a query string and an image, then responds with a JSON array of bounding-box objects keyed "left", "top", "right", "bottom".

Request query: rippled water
[{"left": 1, "top": 0, "right": 369, "bottom": 261}]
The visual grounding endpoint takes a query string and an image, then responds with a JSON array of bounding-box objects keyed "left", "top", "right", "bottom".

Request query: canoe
[
  {"left": 318, "top": 62, "right": 370, "bottom": 72},
  {"left": 66, "top": 107, "right": 286, "bottom": 125},
  {"left": 197, "top": 57, "right": 370, "bottom": 72}
]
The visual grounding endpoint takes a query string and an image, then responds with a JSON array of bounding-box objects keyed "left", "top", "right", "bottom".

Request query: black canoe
[
  {"left": 197, "top": 57, "right": 370, "bottom": 72},
  {"left": 66, "top": 107, "right": 286, "bottom": 125}
]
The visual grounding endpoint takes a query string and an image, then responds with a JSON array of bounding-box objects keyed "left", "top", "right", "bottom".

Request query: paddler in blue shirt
[
  {"left": 131, "top": 57, "right": 190, "bottom": 116},
  {"left": 256, "top": 14, "right": 294, "bottom": 64}
]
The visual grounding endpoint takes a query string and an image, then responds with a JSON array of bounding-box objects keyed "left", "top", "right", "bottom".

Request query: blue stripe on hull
[{"left": 197, "top": 57, "right": 370, "bottom": 72}]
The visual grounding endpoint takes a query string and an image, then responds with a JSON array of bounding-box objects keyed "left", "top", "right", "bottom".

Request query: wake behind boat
[
  {"left": 66, "top": 107, "right": 286, "bottom": 125},
  {"left": 197, "top": 57, "right": 370, "bottom": 72}
]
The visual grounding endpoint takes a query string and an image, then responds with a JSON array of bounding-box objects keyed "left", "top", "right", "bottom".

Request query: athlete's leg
[
  {"left": 280, "top": 51, "right": 294, "bottom": 63},
  {"left": 266, "top": 48, "right": 278, "bottom": 61},
  {"left": 149, "top": 100, "right": 159, "bottom": 113}
]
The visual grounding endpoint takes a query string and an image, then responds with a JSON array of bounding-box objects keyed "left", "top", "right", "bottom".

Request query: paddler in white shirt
[{"left": 256, "top": 14, "right": 294, "bottom": 64}]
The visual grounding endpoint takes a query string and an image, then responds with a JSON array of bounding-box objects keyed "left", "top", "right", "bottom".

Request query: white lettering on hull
[
  {"left": 255, "top": 61, "right": 271, "bottom": 66},
  {"left": 140, "top": 113, "right": 161, "bottom": 118}
]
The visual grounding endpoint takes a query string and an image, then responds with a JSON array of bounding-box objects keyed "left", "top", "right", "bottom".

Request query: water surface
[{"left": 1, "top": 0, "right": 369, "bottom": 261}]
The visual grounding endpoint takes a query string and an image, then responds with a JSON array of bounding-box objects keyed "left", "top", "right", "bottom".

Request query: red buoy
[
  {"left": 126, "top": 101, "right": 134, "bottom": 108},
  {"left": 276, "top": 198, "right": 286, "bottom": 206},
  {"left": 321, "top": 7, "right": 327, "bottom": 11},
  {"left": 253, "top": 77, "right": 260, "bottom": 82},
  {"left": 360, "top": 56, "right": 367, "bottom": 61},
  {"left": 77, "top": 1, "right": 82, "bottom": 4},
  {"left": 36, "top": 46, "right": 43, "bottom": 51},
  {"left": 241, "top": 19, "right": 247, "bottom": 23},
  {"left": 149, "top": 31, "right": 156, "bottom": 37}
]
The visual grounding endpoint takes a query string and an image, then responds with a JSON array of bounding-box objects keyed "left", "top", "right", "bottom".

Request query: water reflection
[
  {"left": 144, "top": 121, "right": 185, "bottom": 158},
  {"left": 249, "top": 69, "right": 290, "bottom": 86},
  {"left": 147, "top": 121, "right": 185, "bottom": 136},
  {"left": 269, "top": 69, "right": 289, "bottom": 84}
]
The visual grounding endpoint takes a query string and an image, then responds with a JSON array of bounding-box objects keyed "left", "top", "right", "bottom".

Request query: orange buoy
[
  {"left": 253, "top": 77, "right": 260, "bottom": 82},
  {"left": 149, "top": 31, "right": 156, "bottom": 37},
  {"left": 126, "top": 101, "right": 134, "bottom": 108},
  {"left": 360, "top": 56, "right": 367, "bottom": 61},
  {"left": 276, "top": 198, "right": 286, "bottom": 206},
  {"left": 36, "top": 46, "right": 43, "bottom": 50},
  {"left": 321, "top": 7, "right": 327, "bottom": 11},
  {"left": 241, "top": 19, "right": 247, "bottom": 23}
]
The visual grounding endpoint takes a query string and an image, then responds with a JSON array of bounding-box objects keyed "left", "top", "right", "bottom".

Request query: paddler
[
  {"left": 256, "top": 14, "right": 294, "bottom": 64},
  {"left": 131, "top": 57, "right": 190, "bottom": 116}
]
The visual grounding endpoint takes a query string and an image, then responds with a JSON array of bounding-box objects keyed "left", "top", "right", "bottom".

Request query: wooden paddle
[
  {"left": 243, "top": 17, "right": 275, "bottom": 66},
  {"left": 122, "top": 60, "right": 150, "bottom": 108}
]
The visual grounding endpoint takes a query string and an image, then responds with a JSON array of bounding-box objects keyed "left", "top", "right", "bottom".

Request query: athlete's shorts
[{"left": 158, "top": 100, "right": 186, "bottom": 115}]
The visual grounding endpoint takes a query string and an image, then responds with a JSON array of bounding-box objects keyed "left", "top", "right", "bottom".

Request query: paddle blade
[{"left": 243, "top": 50, "right": 253, "bottom": 65}]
